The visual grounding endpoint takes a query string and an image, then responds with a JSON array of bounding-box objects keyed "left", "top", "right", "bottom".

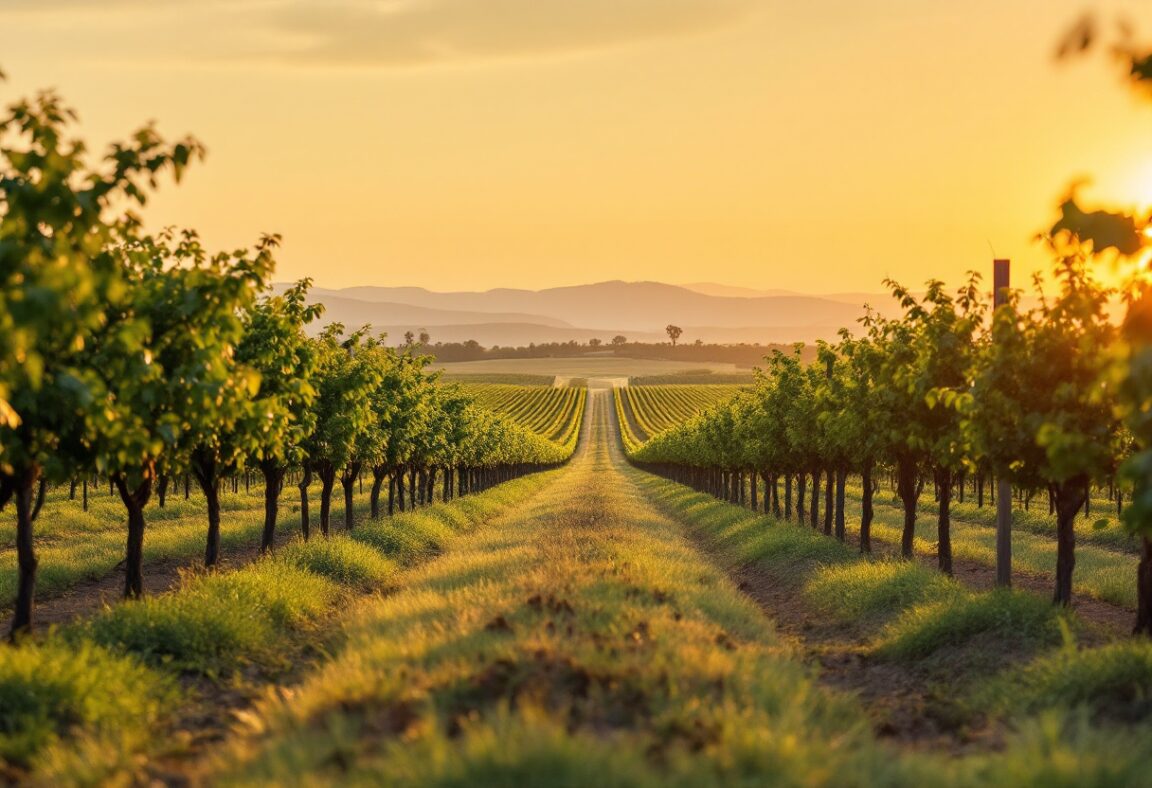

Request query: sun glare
[{"left": 1108, "top": 156, "right": 1152, "bottom": 216}]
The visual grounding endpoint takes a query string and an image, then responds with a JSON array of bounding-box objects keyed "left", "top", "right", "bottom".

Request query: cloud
[
  {"left": 266, "top": 0, "right": 762, "bottom": 67},
  {"left": 1, "top": 0, "right": 763, "bottom": 69}
]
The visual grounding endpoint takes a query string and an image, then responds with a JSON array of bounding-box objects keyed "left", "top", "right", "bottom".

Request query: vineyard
[
  {"left": 454, "top": 383, "right": 586, "bottom": 451},
  {"left": 629, "top": 265, "right": 1151, "bottom": 614},
  {"left": 614, "top": 384, "right": 745, "bottom": 452},
  {"left": 9, "top": 14, "right": 1152, "bottom": 784},
  {"left": 0, "top": 80, "right": 624, "bottom": 783}
]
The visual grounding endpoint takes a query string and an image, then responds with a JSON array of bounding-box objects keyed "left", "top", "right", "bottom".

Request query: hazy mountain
[
  {"left": 681, "top": 282, "right": 893, "bottom": 308},
  {"left": 310, "top": 322, "right": 845, "bottom": 347},
  {"left": 299, "top": 281, "right": 887, "bottom": 333},
  {"left": 274, "top": 280, "right": 904, "bottom": 345},
  {"left": 679, "top": 282, "right": 801, "bottom": 298},
  {"left": 274, "top": 290, "right": 573, "bottom": 330}
]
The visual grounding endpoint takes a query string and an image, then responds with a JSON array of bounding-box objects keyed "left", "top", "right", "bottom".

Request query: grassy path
[
  {"left": 209, "top": 392, "right": 885, "bottom": 784},
  {"left": 200, "top": 391, "right": 1152, "bottom": 785}
]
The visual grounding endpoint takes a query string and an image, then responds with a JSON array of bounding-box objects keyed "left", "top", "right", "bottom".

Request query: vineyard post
[{"left": 994, "top": 258, "right": 1012, "bottom": 587}]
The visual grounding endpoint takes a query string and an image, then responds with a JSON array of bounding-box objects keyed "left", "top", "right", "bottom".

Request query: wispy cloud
[
  {"left": 7, "top": 0, "right": 763, "bottom": 68},
  {"left": 267, "top": 0, "right": 762, "bottom": 66}
]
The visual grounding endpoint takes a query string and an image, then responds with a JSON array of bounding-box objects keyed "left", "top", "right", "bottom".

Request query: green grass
[
  {"left": 0, "top": 484, "right": 298, "bottom": 607},
  {"left": 874, "top": 588, "right": 1067, "bottom": 663},
  {"left": 83, "top": 561, "right": 338, "bottom": 675},
  {"left": 984, "top": 640, "right": 1152, "bottom": 722},
  {"left": 620, "top": 421, "right": 1152, "bottom": 783},
  {"left": 844, "top": 481, "right": 1139, "bottom": 549},
  {"left": 0, "top": 639, "right": 173, "bottom": 774},
  {"left": 276, "top": 535, "right": 398, "bottom": 591},
  {"left": 836, "top": 482, "right": 1138, "bottom": 609},
  {"left": 805, "top": 560, "right": 960, "bottom": 624},
  {"left": 10, "top": 396, "right": 1152, "bottom": 784},
  {"left": 0, "top": 476, "right": 448, "bottom": 614},
  {"left": 959, "top": 718, "right": 1152, "bottom": 787},
  {"left": 208, "top": 396, "right": 887, "bottom": 785},
  {"left": 0, "top": 460, "right": 570, "bottom": 784},
  {"left": 207, "top": 394, "right": 1152, "bottom": 785},
  {"left": 634, "top": 480, "right": 855, "bottom": 570}
]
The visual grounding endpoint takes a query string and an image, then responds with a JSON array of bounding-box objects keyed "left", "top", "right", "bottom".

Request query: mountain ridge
[{"left": 274, "top": 279, "right": 899, "bottom": 345}]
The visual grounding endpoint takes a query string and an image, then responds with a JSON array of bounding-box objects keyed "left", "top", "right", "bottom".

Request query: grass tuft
[
  {"left": 84, "top": 562, "right": 336, "bottom": 674},
  {"left": 276, "top": 536, "right": 397, "bottom": 590},
  {"left": 805, "top": 560, "right": 960, "bottom": 623},
  {"left": 0, "top": 638, "right": 172, "bottom": 768},
  {"left": 985, "top": 640, "right": 1152, "bottom": 722},
  {"left": 876, "top": 588, "right": 1066, "bottom": 662}
]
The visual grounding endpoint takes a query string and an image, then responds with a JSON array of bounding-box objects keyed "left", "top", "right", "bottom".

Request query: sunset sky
[{"left": 4, "top": 0, "right": 1152, "bottom": 293}]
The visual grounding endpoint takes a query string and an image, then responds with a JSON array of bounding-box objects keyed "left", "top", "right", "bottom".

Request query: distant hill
[
  {"left": 681, "top": 282, "right": 892, "bottom": 307},
  {"left": 300, "top": 281, "right": 890, "bottom": 331},
  {"left": 274, "top": 280, "right": 903, "bottom": 345},
  {"left": 271, "top": 290, "right": 572, "bottom": 330},
  {"left": 679, "top": 282, "right": 801, "bottom": 298}
]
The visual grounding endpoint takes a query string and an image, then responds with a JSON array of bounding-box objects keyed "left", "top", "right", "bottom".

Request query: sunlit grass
[
  {"left": 623, "top": 436, "right": 1152, "bottom": 783},
  {"left": 874, "top": 589, "right": 1067, "bottom": 663},
  {"left": 9, "top": 396, "right": 1152, "bottom": 784},
  {"left": 863, "top": 510, "right": 1135, "bottom": 608},
  {"left": 0, "top": 484, "right": 315, "bottom": 606},
  {"left": 276, "top": 536, "right": 398, "bottom": 591},
  {"left": 1, "top": 462, "right": 566, "bottom": 783},
  {"left": 805, "top": 560, "right": 960, "bottom": 624},
  {"left": 207, "top": 396, "right": 1152, "bottom": 785},
  {"left": 844, "top": 481, "right": 1137, "bottom": 552},
  {"left": 82, "top": 561, "right": 338, "bottom": 676}
]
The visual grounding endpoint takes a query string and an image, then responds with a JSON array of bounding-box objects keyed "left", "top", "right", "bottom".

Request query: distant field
[
  {"left": 437, "top": 373, "right": 556, "bottom": 386},
  {"left": 430, "top": 356, "right": 749, "bottom": 379},
  {"left": 631, "top": 371, "right": 755, "bottom": 385}
]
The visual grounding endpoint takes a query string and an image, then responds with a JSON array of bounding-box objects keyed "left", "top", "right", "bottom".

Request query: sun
[{"left": 1108, "top": 156, "right": 1152, "bottom": 217}]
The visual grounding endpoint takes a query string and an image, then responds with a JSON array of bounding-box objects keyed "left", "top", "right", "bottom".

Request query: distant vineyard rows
[
  {"left": 456, "top": 384, "right": 587, "bottom": 452},
  {"left": 614, "top": 385, "right": 745, "bottom": 453}
]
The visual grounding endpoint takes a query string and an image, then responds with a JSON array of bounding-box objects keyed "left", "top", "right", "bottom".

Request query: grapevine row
[
  {"left": 0, "top": 91, "right": 581, "bottom": 639},
  {"left": 615, "top": 385, "right": 744, "bottom": 449},
  {"left": 458, "top": 383, "right": 587, "bottom": 447},
  {"left": 631, "top": 258, "right": 1152, "bottom": 634}
]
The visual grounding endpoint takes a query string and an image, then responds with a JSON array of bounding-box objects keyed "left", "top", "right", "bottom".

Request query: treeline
[
  {"left": 425, "top": 339, "right": 810, "bottom": 367},
  {"left": 633, "top": 253, "right": 1152, "bottom": 634},
  {"left": 0, "top": 85, "right": 573, "bottom": 639}
]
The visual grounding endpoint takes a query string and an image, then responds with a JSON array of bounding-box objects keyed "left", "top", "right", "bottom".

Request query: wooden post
[{"left": 994, "top": 259, "right": 1012, "bottom": 588}]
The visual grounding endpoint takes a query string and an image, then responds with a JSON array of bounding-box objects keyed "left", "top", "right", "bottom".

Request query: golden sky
[{"left": 4, "top": 0, "right": 1152, "bottom": 293}]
